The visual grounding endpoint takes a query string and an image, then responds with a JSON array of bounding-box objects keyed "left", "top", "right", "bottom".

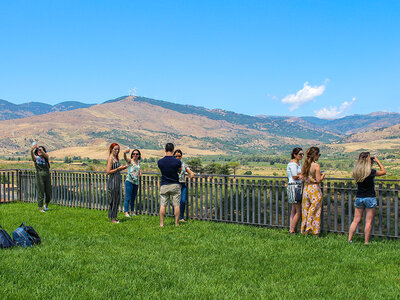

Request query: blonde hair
[
  {"left": 301, "top": 147, "right": 320, "bottom": 179},
  {"left": 352, "top": 152, "right": 372, "bottom": 183}
]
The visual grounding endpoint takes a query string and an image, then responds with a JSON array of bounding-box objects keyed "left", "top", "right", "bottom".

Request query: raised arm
[
  {"left": 123, "top": 149, "right": 131, "bottom": 164},
  {"left": 373, "top": 156, "right": 386, "bottom": 176},
  {"left": 30, "top": 148, "right": 37, "bottom": 162}
]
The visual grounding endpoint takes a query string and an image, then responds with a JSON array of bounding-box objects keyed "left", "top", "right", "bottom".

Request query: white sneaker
[
  {"left": 125, "top": 213, "right": 131, "bottom": 218},
  {"left": 130, "top": 212, "right": 136, "bottom": 216},
  {"left": 39, "top": 209, "right": 46, "bottom": 213},
  {"left": 44, "top": 205, "right": 49, "bottom": 211}
]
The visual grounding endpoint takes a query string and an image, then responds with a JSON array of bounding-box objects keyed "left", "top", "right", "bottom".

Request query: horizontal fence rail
[{"left": 1, "top": 169, "right": 399, "bottom": 238}]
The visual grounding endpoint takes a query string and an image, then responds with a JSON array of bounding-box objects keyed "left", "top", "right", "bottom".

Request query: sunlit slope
[
  {"left": 327, "top": 123, "right": 400, "bottom": 153},
  {"left": 0, "top": 97, "right": 339, "bottom": 157}
]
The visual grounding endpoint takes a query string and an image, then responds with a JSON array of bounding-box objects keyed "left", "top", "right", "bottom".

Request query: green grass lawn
[{"left": 1, "top": 202, "right": 399, "bottom": 299}]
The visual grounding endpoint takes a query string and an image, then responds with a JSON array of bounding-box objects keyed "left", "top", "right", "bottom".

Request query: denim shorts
[{"left": 355, "top": 197, "right": 377, "bottom": 209}]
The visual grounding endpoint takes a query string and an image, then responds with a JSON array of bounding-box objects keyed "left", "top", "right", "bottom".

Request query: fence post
[
  {"left": 320, "top": 181, "right": 324, "bottom": 233},
  {"left": 88, "top": 173, "right": 92, "bottom": 209},
  {"left": 17, "top": 170, "right": 22, "bottom": 201},
  {"left": 224, "top": 176, "right": 228, "bottom": 221},
  {"left": 395, "top": 184, "right": 399, "bottom": 238}
]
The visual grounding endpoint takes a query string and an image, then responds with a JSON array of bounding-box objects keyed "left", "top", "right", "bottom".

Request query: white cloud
[
  {"left": 314, "top": 97, "right": 356, "bottom": 119},
  {"left": 282, "top": 81, "right": 326, "bottom": 111}
]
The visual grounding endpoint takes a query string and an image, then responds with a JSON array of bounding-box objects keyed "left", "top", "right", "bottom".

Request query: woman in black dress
[{"left": 106, "top": 143, "right": 127, "bottom": 223}]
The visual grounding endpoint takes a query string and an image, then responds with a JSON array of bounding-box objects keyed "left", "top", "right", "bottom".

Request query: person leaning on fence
[
  {"left": 106, "top": 143, "right": 127, "bottom": 224},
  {"left": 173, "top": 149, "right": 195, "bottom": 222},
  {"left": 123, "top": 148, "right": 142, "bottom": 218},
  {"left": 301, "top": 146, "right": 325, "bottom": 236},
  {"left": 348, "top": 153, "right": 386, "bottom": 245},
  {"left": 158, "top": 143, "right": 182, "bottom": 227},
  {"left": 287, "top": 147, "right": 304, "bottom": 234},
  {"left": 30, "top": 144, "right": 51, "bottom": 213}
]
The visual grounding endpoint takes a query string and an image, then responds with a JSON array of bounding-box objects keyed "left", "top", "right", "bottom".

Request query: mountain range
[
  {"left": 0, "top": 96, "right": 399, "bottom": 158},
  {"left": 0, "top": 99, "right": 94, "bottom": 120}
]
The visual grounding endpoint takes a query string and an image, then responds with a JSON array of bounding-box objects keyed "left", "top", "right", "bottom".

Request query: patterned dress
[{"left": 301, "top": 165, "right": 322, "bottom": 235}]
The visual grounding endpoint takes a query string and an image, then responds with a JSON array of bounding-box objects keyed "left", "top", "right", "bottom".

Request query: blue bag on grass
[
  {"left": 0, "top": 225, "right": 16, "bottom": 249},
  {"left": 13, "top": 223, "right": 33, "bottom": 248}
]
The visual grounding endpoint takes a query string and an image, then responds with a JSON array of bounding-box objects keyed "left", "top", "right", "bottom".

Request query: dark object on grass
[
  {"left": 13, "top": 223, "right": 33, "bottom": 247},
  {"left": 13, "top": 223, "right": 41, "bottom": 247},
  {"left": 0, "top": 225, "right": 16, "bottom": 249},
  {"left": 25, "top": 226, "right": 41, "bottom": 245}
]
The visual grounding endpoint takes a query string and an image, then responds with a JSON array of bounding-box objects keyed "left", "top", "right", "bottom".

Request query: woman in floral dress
[{"left": 301, "top": 146, "right": 325, "bottom": 235}]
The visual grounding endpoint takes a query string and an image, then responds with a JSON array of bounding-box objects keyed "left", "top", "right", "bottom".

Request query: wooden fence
[{"left": 1, "top": 169, "right": 399, "bottom": 238}]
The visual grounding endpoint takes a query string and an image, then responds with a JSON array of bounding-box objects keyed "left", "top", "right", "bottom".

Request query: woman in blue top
[
  {"left": 348, "top": 152, "right": 386, "bottom": 244},
  {"left": 173, "top": 149, "right": 195, "bottom": 222},
  {"left": 123, "top": 148, "right": 142, "bottom": 218}
]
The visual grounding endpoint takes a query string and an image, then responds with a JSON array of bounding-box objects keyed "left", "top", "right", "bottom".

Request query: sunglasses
[
  {"left": 297, "top": 153, "right": 304, "bottom": 156},
  {"left": 175, "top": 155, "right": 182, "bottom": 158},
  {"left": 132, "top": 153, "right": 140, "bottom": 156}
]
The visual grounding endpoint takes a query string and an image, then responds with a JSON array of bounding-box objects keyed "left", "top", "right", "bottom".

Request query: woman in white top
[{"left": 287, "top": 147, "right": 304, "bottom": 233}]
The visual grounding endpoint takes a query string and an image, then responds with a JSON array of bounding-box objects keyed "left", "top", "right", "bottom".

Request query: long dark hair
[
  {"left": 301, "top": 146, "right": 320, "bottom": 178},
  {"left": 291, "top": 147, "right": 303, "bottom": 159}
]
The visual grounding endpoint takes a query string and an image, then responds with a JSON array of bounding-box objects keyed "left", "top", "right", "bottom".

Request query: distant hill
[
  {"left": 0, "top": 99, "right": 94, "bottom": 120},
  {"left": 51, "top": 101, "right": 93, "bottom": 112},
  {"left": 133, "top": 96, "right": 339, "bottom": 143},
  {"left": 0, "top": 96, "right": 340, "bottom": 158},
  {"left": 324, "top": 123, "right": 400, "bottom": 154},
  {"left": 343, "top": 123, "right": 400, "bottom": 143},
  {"left": 300, "top": 112, "right": 400, "bottom": 135},
  {"left": 0, "top": 96, "right": 399, "bottom": 157}
]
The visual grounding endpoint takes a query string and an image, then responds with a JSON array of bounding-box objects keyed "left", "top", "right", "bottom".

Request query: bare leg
[
  {"left": 290, "top": 203, "right": 302, "bottom": 233},
  {"left": 364, "top": 208, "right": 375, "bottom": 244},
  {"left": 349, "top": 208, "right": 364, "bottom": 241},
  {"left": 289, "top": 205, "right": 295, "bottom": 233},
  {"left": 160, "top": 205, "right": 166, "bottom": 227},
  {"left": 174, "top": 205, "right": 180, "bottom": 226}
]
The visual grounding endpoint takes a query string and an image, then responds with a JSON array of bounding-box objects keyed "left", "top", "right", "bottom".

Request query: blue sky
[{"left": 1, "top": 1, "right": 399, "bottom": 118}]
